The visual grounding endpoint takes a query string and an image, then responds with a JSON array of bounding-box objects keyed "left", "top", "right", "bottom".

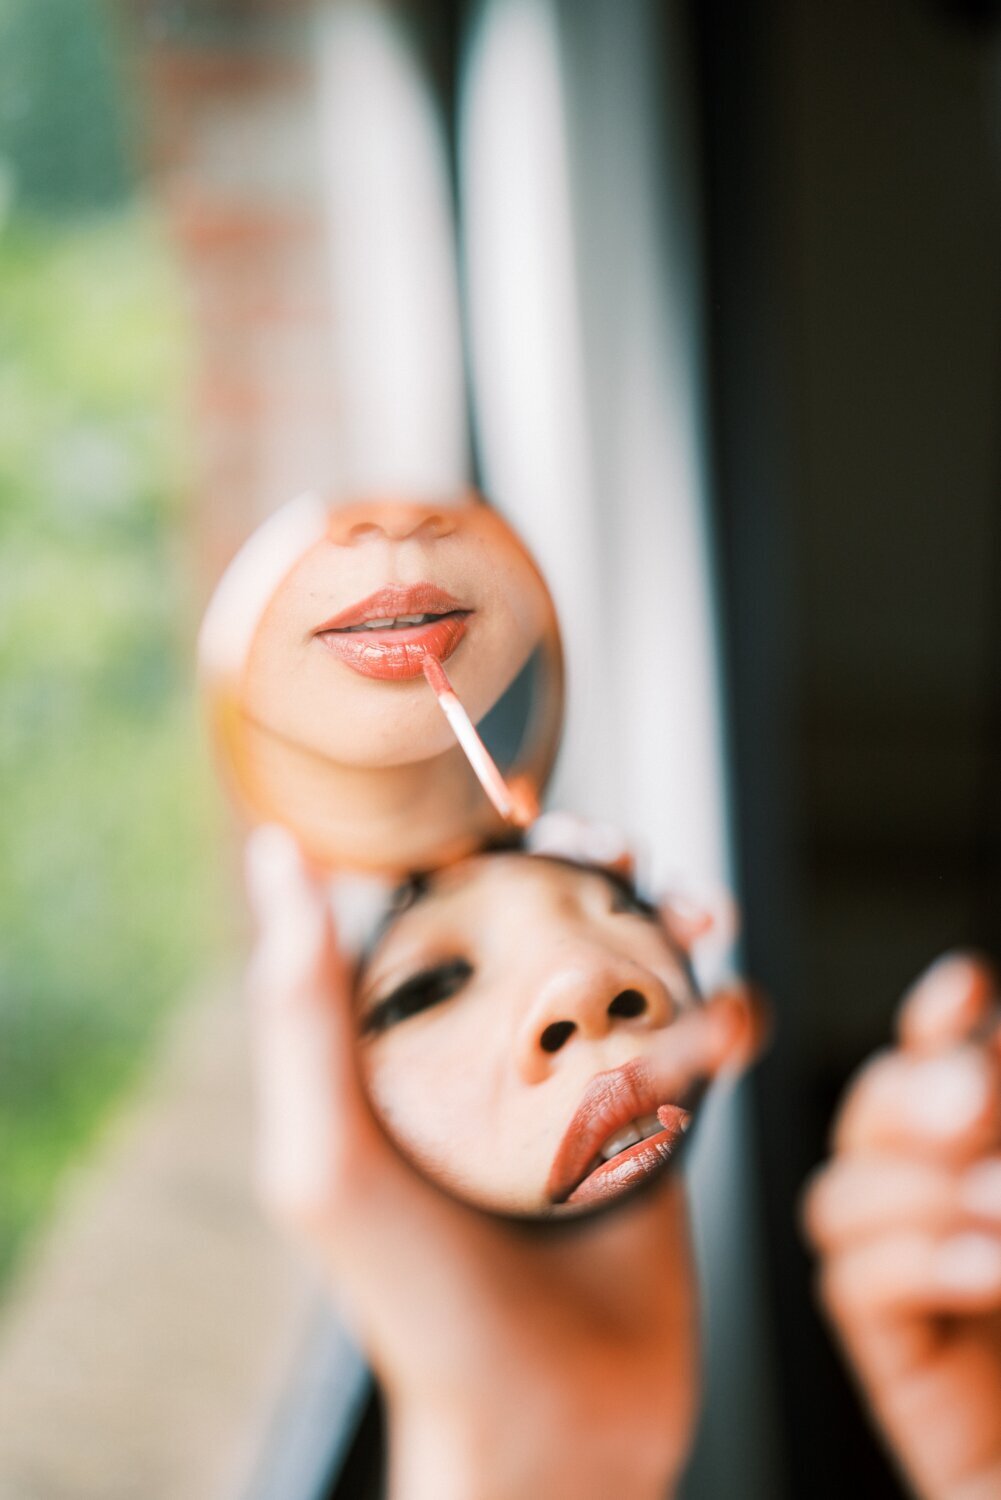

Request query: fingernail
[
  {"left": 906, "top": 1051, "right": 992, "bottom": 1136},
  {"left": 906, "top": 953, "right": 980, "bottom": 1026},
  {"left": 663, "top": 893, "right": 711, "bottom": 922},
  {"left": 708, "top": 989, "right": 750, "bottom": 1059},
  {"left": 245, "top": 824, "right": 304, "bottom": 917},
  {"left": 961, "top": 1160, "right": 1001, "bottom": 1221},
  {"left": 664, "top": 894, "right": 718, "bottom": 948},
  {"left": 934, "top": 1232, "right": 1001, "bottom": 1293}
]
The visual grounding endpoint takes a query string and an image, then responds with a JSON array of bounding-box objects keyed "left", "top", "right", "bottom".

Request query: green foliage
[
  {"left": 0, "top": 211, "right": 232, "bottom": 1289},
  {"left": 0, "top": 0, "right": 134, "bottom": 216}
]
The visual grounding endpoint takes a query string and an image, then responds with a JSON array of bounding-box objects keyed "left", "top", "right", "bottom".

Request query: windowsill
[{"left": 0, "top": 980, "right": 363, "bottom": 1500}]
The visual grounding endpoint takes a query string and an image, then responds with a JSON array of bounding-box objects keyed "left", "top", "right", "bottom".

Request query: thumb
[
  {"left": 244, "top": 829, "right": 510, "bottom": 1337},
  {"left": 244, "top": 824, "right": 387, "bottom": 1228}
]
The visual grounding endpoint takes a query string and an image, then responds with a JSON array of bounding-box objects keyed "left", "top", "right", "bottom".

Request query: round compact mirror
[
  {"left": 351, "top": 847, "right": 731, "bottom": 1219},
  {"left": 201, "top": 497, "right": 738, "bottom": 1221},
  {"left": 199, "top": 492, "right": 563, "bottom": 876}
]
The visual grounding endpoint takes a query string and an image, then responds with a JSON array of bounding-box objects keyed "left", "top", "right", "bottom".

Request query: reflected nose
[
  {"left": 515, "top": 954, "right": 675, "bottom": 1085},
  {"left": 342, "top": 505, "right": 456, "bottom": 544}
]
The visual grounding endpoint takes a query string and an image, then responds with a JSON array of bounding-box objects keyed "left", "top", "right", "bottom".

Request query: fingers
[
  {"left": 244, "top": 828, "right": 513, "bottom": 1331},
  {"left": 833, "top": 1044, "right": 1001, "bottom": 1163},
  {"left": 244, "top": 824, "right": 383, "bottom": 1228},
  {"left": 658, "top": 894, "right": 716, "bottom": 949},
  {"left": 526, "top": 811, "right": 635, "bottom": 872},
  {"left": 804, "top": 1155, "right": 1001, "bottom": 1253},
  {"left": 596, "top": 987, "right": 754, "bottom": 1119},
  {"left": 662, "top": 982, "right": 769, "bottom": 1091},
  {"left": 819, "top": 1229, "right": 1001, "bottom": 1321},
  {"left": 802, "top": 950, "right": 1001, "bottom": 1479},
  {"left": 717, "top": 981, "right": 771, "bottom": 1074},
  {"left": 897, "top": 952, "right": 999, "bottom": 1053},
  {"left": 698, "top": 982, "right": 770, "bottom": 1077},
  {"left": 658, "top": 884, "right": 740, "bottom": 957},
  {"left": 804, "top": 1154, "right": 1001, "bottom": 1380}
]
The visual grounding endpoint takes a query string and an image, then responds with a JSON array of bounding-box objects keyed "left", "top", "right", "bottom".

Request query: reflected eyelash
[
  {"left": 606, "top": 876, "right": 658, "bottom": 921},
  {"left": 360, "top": 957, "right": 474, "bottom": 1037}
]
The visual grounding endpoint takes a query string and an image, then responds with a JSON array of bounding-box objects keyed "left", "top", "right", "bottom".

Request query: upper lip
[
  {"left": 313, "top": 583, "right": 468, "bottom": 633},
  {"left": 545, "top": 1058, "right": 685, "bottom": 1204}
]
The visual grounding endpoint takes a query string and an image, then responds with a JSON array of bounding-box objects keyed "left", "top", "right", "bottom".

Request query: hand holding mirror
[
  {"left": 353, "top": 846, "right": 755, "bottom": 1218},
  {"left": 202, "top": 494, "right": 754, "bottom": 1220}
]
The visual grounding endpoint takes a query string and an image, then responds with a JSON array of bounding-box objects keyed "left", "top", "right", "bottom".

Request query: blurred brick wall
[{"left": 133, "top": 5, "right": 340, "bottom": 592}]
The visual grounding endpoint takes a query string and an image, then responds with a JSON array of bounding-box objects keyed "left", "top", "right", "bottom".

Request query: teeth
[
  {"left": 350, "top": 613, "right": 438, "bottom": 631},
  {"left": 597, "top": 1114, "right": 671, "bottom": 1163},
  {"left": 599, "top": 1124, "right": 642, "bottom": 1161}
]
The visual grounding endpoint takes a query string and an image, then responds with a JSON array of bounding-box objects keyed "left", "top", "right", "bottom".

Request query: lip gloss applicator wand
[{"left": 422, "top": 656, "right": 538, "bottom": 829}]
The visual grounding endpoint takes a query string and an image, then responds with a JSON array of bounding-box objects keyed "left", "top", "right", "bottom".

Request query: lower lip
[
  {"left": 563, "top": 1105, "right": 691, "bottom": 1209},
  {"left": 314, "top": 613, "right": 470, "bottom": 681}
]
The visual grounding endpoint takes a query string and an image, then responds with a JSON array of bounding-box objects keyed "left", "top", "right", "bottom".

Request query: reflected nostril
[
  {"left": 416, "top": 514, "right": 453, "bottom": 539},
  {"left": 608, "top": 988, "right": 647, "bottom": 1019},
  {"left": 345, "top": 522, "right": 381, "bottom": 543},
  {"left": 540, "top": 1020, "right": 576, "bottom": 1054},
  {"left": 343, "top": 515, "right": 455, "bottom": 543}
]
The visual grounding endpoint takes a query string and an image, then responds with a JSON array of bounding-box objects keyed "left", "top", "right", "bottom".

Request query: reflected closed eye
[{"left": 361, "top": 957, "right": 474, "bottom": 1036}]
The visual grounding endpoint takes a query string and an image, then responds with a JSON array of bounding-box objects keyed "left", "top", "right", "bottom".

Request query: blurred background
[{"left": 0, "top": 1, "right": 999, "bottom": 1497}]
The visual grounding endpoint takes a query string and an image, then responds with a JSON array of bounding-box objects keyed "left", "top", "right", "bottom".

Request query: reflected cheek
[
  {"left": 447, "top": 597, "right": 542, "bottom": 716},
  {"left": 248, "top": 642, "right": 460, "bottom": 764},
  {"left": 361, "top": 1040, "right": 480, "bottom": 1156},
  {"left": 359, "top": 1036, "right": 550, "bottom": 1210},
  {"left": 446, "top": 618, "right": 522, "bottom": 715}
]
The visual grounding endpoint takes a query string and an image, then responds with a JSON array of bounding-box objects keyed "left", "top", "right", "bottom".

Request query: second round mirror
[
  {"left": 199, "top": 492, "right": 563, "bottom": 876},
  {"left": 352, "top": 849, "right": 722, "bottom": 1219}
]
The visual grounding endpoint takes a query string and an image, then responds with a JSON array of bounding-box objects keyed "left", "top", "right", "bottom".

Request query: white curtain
[{"left": 312, "top": 3, "right": 781, "bottom": 1493}]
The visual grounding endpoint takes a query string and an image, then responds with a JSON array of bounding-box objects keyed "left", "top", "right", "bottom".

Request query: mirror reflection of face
[
  {"left": 355, "top": 853, "right": 701, "bottom": 1217},
  {"left": 200, "top": 494, "right": 564, "bottom": 874},
  {"left": 244, "top": 500, "right": 551, "bottom": 770}
]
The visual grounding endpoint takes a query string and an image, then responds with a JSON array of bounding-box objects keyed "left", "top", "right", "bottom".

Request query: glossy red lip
[
  {"left": 564, "top": 1105, "right": 690, "bottom": 1208},
  {"left": 546, "top": 1059, "right": 693, "bottom": 1209},
  {"left": 315, "top": 584, "right": 466, "bottom": 631},
  {"left": 313, "top": 584, "right": 472, "bottom": 681}
]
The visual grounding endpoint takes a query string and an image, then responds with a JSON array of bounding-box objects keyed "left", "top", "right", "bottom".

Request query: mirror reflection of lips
[
  {"left": 313, "top": 584, "right": 472, "bottom": 681},
  {"left": 546, "top": 1058, "right": 693, "bottom": 1211}
]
